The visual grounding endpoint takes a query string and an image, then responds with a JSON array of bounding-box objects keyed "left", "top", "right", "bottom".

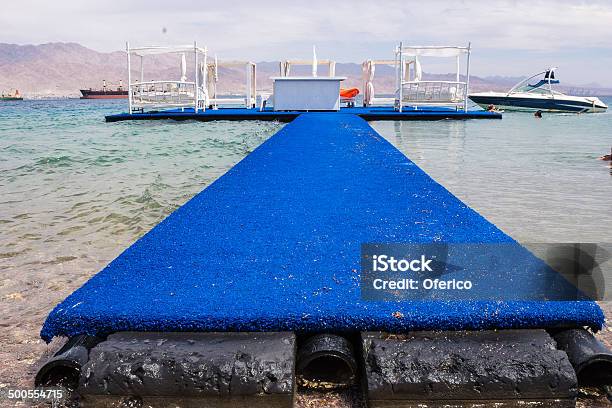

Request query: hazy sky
[{"left": 2, "top": 0, "right": 612, "bottom": 86}]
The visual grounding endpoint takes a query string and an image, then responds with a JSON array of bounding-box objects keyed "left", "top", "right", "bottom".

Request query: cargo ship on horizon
[
  {"left": 80, "top": 80, "right": 128, "bottom": 99},
  {"left": 1, "top": 89, "right": 23, "bottom": 101}
]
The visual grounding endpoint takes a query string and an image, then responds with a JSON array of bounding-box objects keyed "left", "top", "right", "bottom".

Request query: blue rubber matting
[
  {"left": 41, "top": 113, "right": 603, "bottom": 341},
  {"left": 105, "top": 105, "right": 502, "bottom": 122}
]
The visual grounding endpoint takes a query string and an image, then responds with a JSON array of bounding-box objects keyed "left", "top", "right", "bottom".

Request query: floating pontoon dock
[
  {"left": 105, "top": 105, "right": 501, "bottom": 122},
  {"left": 109, "top": 42, "right": 501, "bottom": 122}
]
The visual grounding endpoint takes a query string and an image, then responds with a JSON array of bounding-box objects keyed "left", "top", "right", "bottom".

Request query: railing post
[
  {"left": 245, "top": 63, "right": 251, "bottom": 108},
  {"left": 464, "top": 42, "right": 471, "bottom": 112},
  {"left": 126, "top": 42, "right": 132, "bottom": 114},
  {"left": 194, "top": 41, "right": 199, "bottom": 113},
  {"left": 203, "top": 48, "right": 208, "bottom": 110},
  {"left": 398, "top": 42, "right": 403, "bottom": 112},
  {"left": 252, "top": 63, "right": 257, "bottom": 108}
]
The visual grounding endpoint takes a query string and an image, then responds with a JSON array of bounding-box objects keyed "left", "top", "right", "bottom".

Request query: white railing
[
  {"left": 209, "top": 96, "right": 256, "bottom": 109},
  {"left": 399, "top": 81, "right": 467, "bottom": 108},
  {"left": 130, "top": 81, "right": 207, "bottom": 111},
  {"left": 394, "top": 43, "right": 471, "bottom": 112}
]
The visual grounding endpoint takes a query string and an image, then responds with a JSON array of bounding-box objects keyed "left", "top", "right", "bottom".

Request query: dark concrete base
[
  {"left": 79, "top": 395, "right": 292, "bottom": 408},
  {"left": 362, "top": 330, "right": 577, "bottom": 406},
  {"left": 78, "top": 332, "right": 295, "bottom": 407},
  {"left": 364, "top": 399, "right": 575, "bottom": 408}
]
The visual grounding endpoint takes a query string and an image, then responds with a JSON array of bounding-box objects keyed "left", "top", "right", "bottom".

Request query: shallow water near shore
[
  {"left": 0, "top": 99, "right": 284, "bottom": 390},
  {"left": 0, "top": 98, "right": 611, "bottom": 396}
]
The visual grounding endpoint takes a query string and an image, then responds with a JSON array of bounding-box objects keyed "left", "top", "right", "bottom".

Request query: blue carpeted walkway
[{"left": 41, "top": 113, "right": 603, "bottom": 341}]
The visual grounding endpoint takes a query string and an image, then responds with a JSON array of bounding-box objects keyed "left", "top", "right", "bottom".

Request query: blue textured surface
[
  {"left": 41, "top": 113, "right": 603, "bottom": 341},
  {"left": 105, "top": 105, "right": 502, "bottom": 122}
]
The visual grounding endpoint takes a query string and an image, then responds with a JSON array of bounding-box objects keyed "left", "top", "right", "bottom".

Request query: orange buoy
[{"left": 340, "top": 88, "right": 359, "bottom": 98}]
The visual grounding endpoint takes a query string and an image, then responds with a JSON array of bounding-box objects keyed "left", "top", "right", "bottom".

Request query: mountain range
[{"left": 1, "top": 42, "right": 610, "bottom": 98}]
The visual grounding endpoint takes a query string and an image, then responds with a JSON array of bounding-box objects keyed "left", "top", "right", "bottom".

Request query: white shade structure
[
  {"left": 272, "top": 48, "right": 344, "bottom": 111},
  {"left": 396, "top": 43, "right": 472, "bottom": 112},
  {"left": 128, "top": 45, "right": 207, "bottom": 56},
  {"left": 362, "top": 43, "right": 472, "bottom": 111},
  {"left": 399, "top": 46, "right": 470, "bottom": 58},
  {"left": 361, "top": 59, "right": 400, "bottom": 107},
  {"left": 279, "top": 48, "right": 336, "bottom": 78},
  {"left": 205, "top": 58, "right": 257, "bottom": 109},
  {"left": 126, "top": 42, "right": 208, "bottom": 114}
]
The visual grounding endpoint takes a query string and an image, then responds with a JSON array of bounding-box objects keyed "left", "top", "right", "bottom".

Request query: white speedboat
[{"left": 469, "top": 68, "right": 607, "bottom": 113}]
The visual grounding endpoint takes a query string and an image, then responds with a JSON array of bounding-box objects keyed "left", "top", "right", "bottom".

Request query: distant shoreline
[{"left": 3, "top": 42, "right": 612, "bottom": 99}]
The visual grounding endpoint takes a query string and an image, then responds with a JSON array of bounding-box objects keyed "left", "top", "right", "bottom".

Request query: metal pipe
[
  {"left": 296, "top": 334, "right": 357, "bottom": 389},
  {"left": 552, "top": 328, "right": 612, "bottom": 386},
  {"left": 194, "top": 41, "right": 198, "bottom": 113},
  {"left": 126, "top": 42, "right": 132, "bottom": 114},
  {"left": 464, "top": 42, "right": 471, "bottom": 112},
  {"left": 252, "top": 63, "right": 257, "bottom": 108},
  {"left": 398, "top": 42, "right": 403, "bottom": 113},
  {"left": 35, "top": 335, "right": 102, "bottom": 391},
  {"left": 245, "top": 62, "right": 251, "bottom": 109},
  {"left": 202, "top": 47, "right": 208, "bottom": 111}
]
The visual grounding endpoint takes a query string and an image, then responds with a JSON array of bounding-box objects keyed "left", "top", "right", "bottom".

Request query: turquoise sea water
[
  {"left": 371, "top": 100, "right": 612, "bottom": 243},
  {"left": 0, "top": 98, "right": 611, "bottom": 385},
  {"left": 2, "top": 99, "right": 611, "bottom": 285},
  {"left": 0, "top": 99, "right": 282, "bottom": 365}
]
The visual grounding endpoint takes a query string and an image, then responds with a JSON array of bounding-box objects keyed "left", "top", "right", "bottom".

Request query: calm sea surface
[
  {"left": 0, "top": 98, "right": 611, "bottom": 386},
  {"left": 371, "top": 100, "right": 612, "bottom": 243}
]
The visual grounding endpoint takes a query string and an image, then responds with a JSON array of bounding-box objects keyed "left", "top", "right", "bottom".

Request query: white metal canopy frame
[
  {"left": 126, "top": 42, "right": 208, "bottom": 113},
  {"left": 279, "top": 60, "right": 337, "bottom": 77},
  {"left": 279, "top": 46, "right": 337, "bottom": 78},
  {"left": 361, "top": 59, "right": 398, "bottom": 107},
  {"left": 206, "top": 57, "right": 257, "bottom": 109},
  {"left": 257, "top": 46, "right": 343, "bottom": 111},
  {"left": 395, "top": 43, "right": 471, "bottom": 112}
]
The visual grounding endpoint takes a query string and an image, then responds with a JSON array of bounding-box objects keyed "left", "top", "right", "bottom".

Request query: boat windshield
[{"left": 509, "top": 69, "right": 563, "bottom": 95}]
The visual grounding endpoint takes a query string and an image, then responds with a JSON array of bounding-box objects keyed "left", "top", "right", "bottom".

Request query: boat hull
[
  {"left": 469, "top": 93, "right": 607, "bottom": 113},
  {"left": 1, "top": 97, "right": 23, "bottom": 101},
  {"left": 80, "top": 90, "right": 128, "bottom": 99}
]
